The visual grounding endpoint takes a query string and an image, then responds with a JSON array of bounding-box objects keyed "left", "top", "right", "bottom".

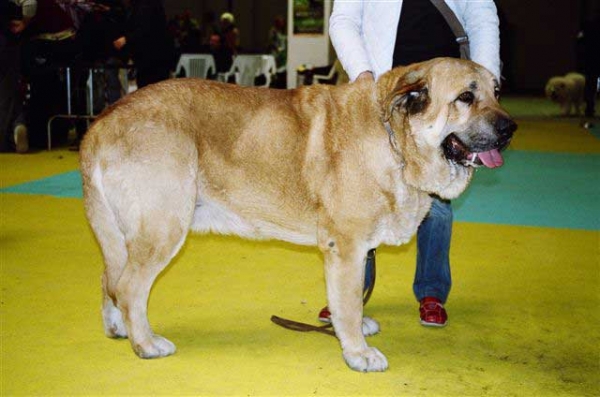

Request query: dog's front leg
[{"left": 321, "top": 235, "right": 388, "bottom": 372}]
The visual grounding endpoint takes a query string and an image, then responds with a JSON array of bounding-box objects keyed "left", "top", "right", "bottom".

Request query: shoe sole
[{"left": 420, "top": 319, "right": 448, "bottom": 328}]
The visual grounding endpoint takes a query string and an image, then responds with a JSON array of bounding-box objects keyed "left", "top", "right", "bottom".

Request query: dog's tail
[{"left": 80, "top": 137, "right": 129, "bottom": 298}]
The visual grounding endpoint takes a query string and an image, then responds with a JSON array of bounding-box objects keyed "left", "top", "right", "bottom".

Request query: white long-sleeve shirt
[{"left": 329, "top": 0, "right": 501, "bottom": 81}]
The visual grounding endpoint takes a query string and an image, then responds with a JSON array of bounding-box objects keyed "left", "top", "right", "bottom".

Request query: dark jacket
[{"left": 125, "top": 0, "right": 174, "bottom": 69}]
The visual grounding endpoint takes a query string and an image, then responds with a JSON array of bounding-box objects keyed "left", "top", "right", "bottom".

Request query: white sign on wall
[{"left": 286, "top": 0, "right": 332, "bottom": 88}]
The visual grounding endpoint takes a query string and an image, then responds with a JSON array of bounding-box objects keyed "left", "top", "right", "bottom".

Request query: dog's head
[
  {"left": 545, "top": 77, "right": 568, "bottom": 103},
  {"left": 377, "top": 58, "right": 516, "bottom": 198}
]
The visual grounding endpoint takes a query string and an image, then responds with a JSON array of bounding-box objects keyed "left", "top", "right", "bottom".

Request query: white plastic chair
[
  {"left": 218, "top": 54, "right": 276, "bottom": 87},
  {"left": 313, "top": 60, "right": 348, "bottom": 85},
  {"left": 175, "top": 54, "right": 216, "bottom": 79},
  {"left": 313, "top": 64, "right": 336, "bottom": 84},
  {"left": 260, "top": 55, "right": 277, "bottom": 87}
]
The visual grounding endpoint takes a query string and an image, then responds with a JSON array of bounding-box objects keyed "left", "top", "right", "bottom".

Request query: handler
[{"left": 319, "top": 0, "right": 502, "bottom": 327}]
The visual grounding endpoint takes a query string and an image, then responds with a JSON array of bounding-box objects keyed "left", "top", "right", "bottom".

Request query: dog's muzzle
[{"left": 442, "top": 116, "right": 517, "bottom": 169}]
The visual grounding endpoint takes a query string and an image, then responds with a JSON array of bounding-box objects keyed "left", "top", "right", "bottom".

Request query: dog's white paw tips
[
  {"left": 343, "top": 347, "right": 388, "bottom": 372},
  {"left": 134, "top": 336, "right": 176, "bottom": 359},
  {"left": 362, "top": 316, "right": 380, "bottom": 336}
]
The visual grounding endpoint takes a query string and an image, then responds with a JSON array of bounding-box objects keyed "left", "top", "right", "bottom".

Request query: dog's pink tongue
[{"left": 477, "top": 149, "right": 504, "bottom": 168}]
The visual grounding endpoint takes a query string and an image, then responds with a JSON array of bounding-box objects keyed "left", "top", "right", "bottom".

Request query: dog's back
[{"left": 564, "top": 72, "right": 585, "bottom": 101}]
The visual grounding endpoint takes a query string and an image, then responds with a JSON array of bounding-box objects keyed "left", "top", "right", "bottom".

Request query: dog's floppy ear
[{"left": 383, "top": 77, "right": 429, "bottom": 121}]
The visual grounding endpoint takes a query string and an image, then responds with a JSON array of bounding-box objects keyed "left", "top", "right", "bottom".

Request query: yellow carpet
[
  {"left": 1, "top": 113, "right": 599, "bottom": 395},
  {"left": 0, "top": 149, "right": 79, "bottom": 188},
  {"left": 509, "top": 119, "right": 600, "bottom": 154}
]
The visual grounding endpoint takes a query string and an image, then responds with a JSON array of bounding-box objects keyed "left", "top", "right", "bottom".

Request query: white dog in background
[{"left": 545, "top": 72, "right": 585, "bottom": 116}]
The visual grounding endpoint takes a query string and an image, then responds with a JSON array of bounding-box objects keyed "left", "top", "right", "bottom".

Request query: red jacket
[{"left": 29, "top": 0, "right": 74, "bottom": 35}]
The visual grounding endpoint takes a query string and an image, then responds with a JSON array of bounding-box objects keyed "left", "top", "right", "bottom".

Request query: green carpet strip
[{"left": 1, "top": 150, "right": 599, "bottom": 230}]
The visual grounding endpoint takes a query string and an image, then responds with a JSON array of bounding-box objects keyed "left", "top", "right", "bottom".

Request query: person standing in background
[
  {"left": 0, "top": 0, "right": 36, "bottom": 153},
  {"left": 82, "top": 0, "right": 128, "bottom": 106},
  {"left": 199, "top": 10, "right": 218, "bottom": 48},
  {"left": 113, "top": 0, "right": 174, "bottom": 88},
  {"left": 267, "top": 14, "right": 287, "bottom": 88},
  {"left": 579, "top": 4, "right": 600, "bottom": 119},
  {"left": 219, "top": 12, "right": 239, "bottom": 56},
  {"left": 20, "top": 0, "right": 95, "bottom": 149},
  {"left": 209, "top": 33, "right": 232, "bottom": 75}
]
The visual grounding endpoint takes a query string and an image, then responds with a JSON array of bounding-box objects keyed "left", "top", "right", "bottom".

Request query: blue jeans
[
  {"left": 364, "top": 197, "right": 452, "bottom": 303},
  {"left": 413, "top": 197, "right": 452, "bottom": 303}
]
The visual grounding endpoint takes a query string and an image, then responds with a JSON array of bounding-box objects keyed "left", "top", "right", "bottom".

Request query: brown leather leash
[
  {"left": 270, "top": 315, "right": 337, "bottom": 337},
  {"left": 270, "top": 250, "right": 376, "bottom": 338}
]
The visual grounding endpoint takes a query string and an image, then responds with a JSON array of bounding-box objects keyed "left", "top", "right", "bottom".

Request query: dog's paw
[
  {"left": 133, "top": 336, "right": 176, "bottom": 359},
  {"left": 362, "top": 316, "right": 380, "bottom": 336},
  {"left": 343, "top": 346, "right": 388, "bottom": 372}
]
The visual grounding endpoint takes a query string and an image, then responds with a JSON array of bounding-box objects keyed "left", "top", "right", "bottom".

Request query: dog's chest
[{"left": 370, "top": 190, "right": 432, "bottom": 247}]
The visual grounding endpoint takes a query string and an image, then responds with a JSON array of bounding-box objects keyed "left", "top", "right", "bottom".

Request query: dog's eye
[
  {"left": 494, "top": 88, "right": 501, "bottom": 99},
  {"left": 457, "top": 91, "right": 475, "bottom": 104}
]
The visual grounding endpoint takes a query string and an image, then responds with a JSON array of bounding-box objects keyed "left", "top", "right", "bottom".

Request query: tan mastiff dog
[{"left": 80, "top": 58, "right": 516, "bottom": 372}]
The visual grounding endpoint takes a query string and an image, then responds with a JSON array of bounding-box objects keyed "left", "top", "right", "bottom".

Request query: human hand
[
  {"left": 113, "top": 37, "right": 127, "bottom": 50},
  {"left": 355, "top": 71, "right": 374, "bottom": 82},
  {"left": 8, "top": 20, "right": 27, "bottom": 34}
]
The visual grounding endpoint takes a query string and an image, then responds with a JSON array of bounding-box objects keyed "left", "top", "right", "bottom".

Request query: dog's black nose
[{"left": 495, "top": 117, "right": 517, "bottom": 138}]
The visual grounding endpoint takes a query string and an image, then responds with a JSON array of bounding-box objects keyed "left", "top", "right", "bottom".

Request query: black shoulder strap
[{"left": 429, "top": 0, "right": 471, "bottom": 60}]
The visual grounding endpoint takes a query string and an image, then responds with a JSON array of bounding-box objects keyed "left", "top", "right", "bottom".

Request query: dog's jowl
[{"left": 80, "top": 58, "right": 516, "bottom": 372}]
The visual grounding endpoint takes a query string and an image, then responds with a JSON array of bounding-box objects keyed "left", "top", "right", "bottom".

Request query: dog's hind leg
[
  {"left": 115, "top": 224, "right": 189, "bottom": 358},
  {"left": 84, "top": 135, "right": 198, "bottom": 358},
  {"left": 320, "top": 232, "right": 388, "bottom": 372},
  {"left": 100, "top": 233, "right": 128, "bottom": 339},
  {"left": 113, "top": 167, "right": 197, "bottom": 359}
]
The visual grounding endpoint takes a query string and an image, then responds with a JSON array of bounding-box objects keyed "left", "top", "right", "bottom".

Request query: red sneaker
[
  {"left": 419, "top": 297, "right": 448, "bottom": 327},
  {"left": 318, "top": 306, "right": 331, "bottom": 323}
]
